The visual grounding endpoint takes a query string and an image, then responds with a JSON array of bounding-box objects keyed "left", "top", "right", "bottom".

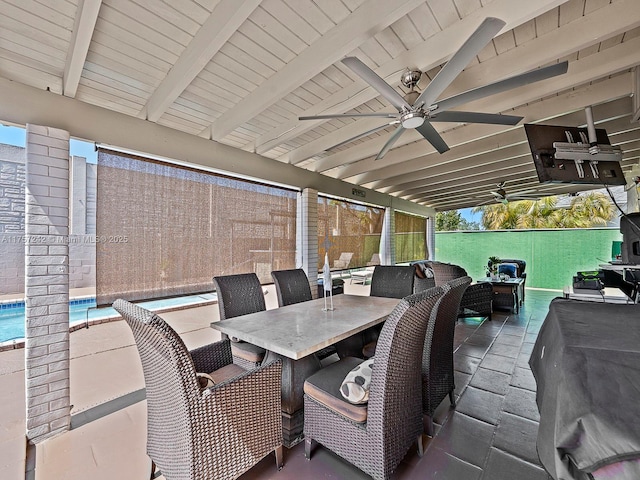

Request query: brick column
[
  {"left": 24, "top": 124, "right": 71, "bottom": 443},
  {"left": 380, "top": 207, "right": 395, "bottom": 265},
  {"left": 298, "top": 189, "right": 319, "bottom": 297}
]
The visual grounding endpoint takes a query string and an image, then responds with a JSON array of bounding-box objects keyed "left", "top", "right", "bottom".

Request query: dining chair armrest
[
  {"left": 190, "top": 339, "right": 233, "bottom": 373},
  {"left": 200, "top": 360, "right": 283, "bottom": 431},
  {"left": 196, "top": 360, "right": 283, "bottom": 469}
]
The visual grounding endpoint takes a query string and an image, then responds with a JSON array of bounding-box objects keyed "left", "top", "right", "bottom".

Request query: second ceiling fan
[{"left": 300, "top": 17, "right": 568, "bottom": 160}]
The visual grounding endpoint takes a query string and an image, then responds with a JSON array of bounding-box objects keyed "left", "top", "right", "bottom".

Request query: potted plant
[{"left": 487, "top": 256, "right": 501, "bottom": 280}]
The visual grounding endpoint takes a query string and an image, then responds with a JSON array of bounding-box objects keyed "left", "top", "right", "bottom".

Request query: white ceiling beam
[
  {"left": 63, "top": 0, "right": 102, "bottom": 98},
  {"left": 143, "top": 0, "right": 261, "bottom": 122},
  {"left": 205, "top": 0, "right": 456, "bottom": 142},
  {"left": 252, "top": 0, "right": 570, "bottom": 156},
  {"left": 311, "top": 1, "right": 640, "bottom": 173}
]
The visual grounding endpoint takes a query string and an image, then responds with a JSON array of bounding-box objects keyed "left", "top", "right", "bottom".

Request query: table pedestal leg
[{"left": 263, "top": 351, "right": 322, "bottom": 448}]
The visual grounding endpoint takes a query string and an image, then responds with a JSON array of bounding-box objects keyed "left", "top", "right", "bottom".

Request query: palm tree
[{"left": 473, "top": 191, "right": 614, "bottom": 230}]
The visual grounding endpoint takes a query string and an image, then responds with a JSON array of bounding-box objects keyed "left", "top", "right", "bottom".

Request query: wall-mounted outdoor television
[{"left": 524, "top": 124, "right": 626, "bottom": 185}]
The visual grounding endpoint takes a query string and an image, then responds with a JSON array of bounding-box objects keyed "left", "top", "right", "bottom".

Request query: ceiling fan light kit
[{"left": 299, "top": 16, "right": 568, "bottom": 161}]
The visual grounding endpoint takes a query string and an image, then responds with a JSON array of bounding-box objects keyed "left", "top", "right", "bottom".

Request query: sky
[
  {"left": 460, "top": 207, "right": 481, "bottom": 223},
  {"left": 0, "top": 123, "right": 97, "bottom": 163}
]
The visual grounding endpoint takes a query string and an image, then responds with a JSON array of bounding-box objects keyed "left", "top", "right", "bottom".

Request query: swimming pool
[{"left": 0, "top": 293, "right": 217, "bottom": 344}]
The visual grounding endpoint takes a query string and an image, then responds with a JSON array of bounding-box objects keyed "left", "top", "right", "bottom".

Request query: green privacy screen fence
[{"left": 434, "top": 228, "right": 623, "bottom": 290}]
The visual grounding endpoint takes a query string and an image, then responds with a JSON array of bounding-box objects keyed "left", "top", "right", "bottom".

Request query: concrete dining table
[{"left": 210, "top": 293, "right": 400, "bottom": 447}]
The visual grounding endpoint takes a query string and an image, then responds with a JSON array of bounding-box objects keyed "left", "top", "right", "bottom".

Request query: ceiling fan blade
[
  {"left": 435, "top": 61, "right": 569, "bottom": 112},
  {"left": 327, "top": 122, "right": 399, "bottom": 151},
  {"left": 412, "top": 17, "right": 505, "bottom": 109},
  {"left": 299, "top": 112, "right": 398, "bottom": 120},
  {"left": 415, "top": 121, "right": 450, "bottom": 154},
  {"left": 430, "top": 110, "right": 523, "bottom": 125},
  {"left": 342, "top": 57, "right": 411, "bottom": 111},
  {"left": 375, "top": 126, "right": 406, "bottom": 160}
]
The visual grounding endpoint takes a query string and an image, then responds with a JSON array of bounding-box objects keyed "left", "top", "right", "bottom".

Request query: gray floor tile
[
  {"left": 501, "top": 325, "right": 527, "bottom": 336},
  {"left": 489, "top": 343, "right": 521, "bottom": 359},
  {"left": 482, "top": 448, "right": 551, "bottom": 480},
  {"left": 456, "top": 386, "right": 504, "bottom": 425},
  {"left": 406, "top": 446, "right": 483, "bottom": 480},
  {"left": 429, "top": 412, "right": 494, "bottom": 468},
  {"left": 455, "top": 343, "right": 490, "bottom": 359},
  {"left": 466, "top": 334, "right": 495, "bottom": 348},
  {"left": 494, "top": 333, "right": 523, "bottom": 346},
  {"left": 511, "top": 366, "right": 537, "bottom": 391},
  {"left": 454, "top": 353, "right": 481, "bottom": 375},
  {"left": 493, "top": 412, "right": 541, "bottom": 465},
  {"left": 503, "top": 386, "right": 540, "bottom": 422},
  {"left": 469, "top": 367, "right": 511, "bottom": 395},
  {"left": 480, "top": 353, "right": 516, "bottom": 375},
  {"left": 454, "top": 370, "right": 472, "bottom": 396}
]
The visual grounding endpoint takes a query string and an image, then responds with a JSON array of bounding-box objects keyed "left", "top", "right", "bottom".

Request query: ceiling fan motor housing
[{"left": 401, "top": 69, "right": 422, "bottom": 89}]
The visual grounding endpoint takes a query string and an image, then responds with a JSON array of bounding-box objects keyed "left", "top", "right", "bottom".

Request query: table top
[
  {"left": 530, "top": 298, "right": 640, "bottom": 479},
  {"left": 210, "top": 294, "right": 400, "bottom": 360},
  {"left": 477, "top": 277, "right": 524, "bottom": 286}
]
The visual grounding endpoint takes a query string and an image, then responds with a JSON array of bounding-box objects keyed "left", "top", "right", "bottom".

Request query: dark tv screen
[{"left": 524, "top": 124, "right": 626, "bottom": 185}]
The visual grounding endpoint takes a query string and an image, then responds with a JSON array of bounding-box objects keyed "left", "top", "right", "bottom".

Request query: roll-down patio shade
[{"left": 96, "top": 149, "right": 297, "bottom": 306}]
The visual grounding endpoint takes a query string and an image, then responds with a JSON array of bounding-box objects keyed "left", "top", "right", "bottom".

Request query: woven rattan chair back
[
  {"left": 113, "top": 299, "right": 199, "bottom": 479},
  {"left": 213, "top": 273, "right": 266, "bottom": 320},
  {"left": 421, "top": 276, "right": 471, "bottom": 434},
  {"left": 369, "top": 265, "right": 416, "bottom": 299},
  {"left": 271, "top": 269, "right": 312, "bottom": 306},
  {"left": 427, "top": 262, "right": 468, "bottom": 287}
]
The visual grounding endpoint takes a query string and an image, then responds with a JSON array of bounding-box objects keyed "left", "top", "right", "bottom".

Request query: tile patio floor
[{"left": 0, "top": 284, "right": 561, "bottom": 480}]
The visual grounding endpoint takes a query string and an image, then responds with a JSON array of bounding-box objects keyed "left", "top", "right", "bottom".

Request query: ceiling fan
[
  {"left": 300, "top": 17, "right": 568, "bottom": 160},
  {"left": 485, "top": 182, "right": 540, "bottom": 205}
]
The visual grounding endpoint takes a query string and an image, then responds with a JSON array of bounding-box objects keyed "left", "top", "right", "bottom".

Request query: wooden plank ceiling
[{"left": 1, "top": 0, "right": 639, "bottom": 211}]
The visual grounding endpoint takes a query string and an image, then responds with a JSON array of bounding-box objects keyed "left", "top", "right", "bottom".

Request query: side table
[{"left": 477, "top": 277, "right": 524, "bottom": 313}]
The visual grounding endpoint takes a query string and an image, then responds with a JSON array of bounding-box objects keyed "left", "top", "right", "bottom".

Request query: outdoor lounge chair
[
  {"left": 333, "top": 252, "right": 353, "bottom": 269},
  {"left": 303, "top": 286, "right": 445, "bottom": 480},
  {"left": 213, "top": 273, "right": 267, "bottom": 369},
  {"left": 113, "top": 299, "right": 283, "bottom": 480}
]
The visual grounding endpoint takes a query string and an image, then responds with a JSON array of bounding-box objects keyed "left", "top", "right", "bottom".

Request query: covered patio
[
  {"left": 1, "top": 1, "right": 640, "bottom": 479},
  {"left": 0, "top": 285, "right": 559, "bottom": 480}
]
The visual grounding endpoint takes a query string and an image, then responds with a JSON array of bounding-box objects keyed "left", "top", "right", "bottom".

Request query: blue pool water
[{"left": 0, "top": 293, "right": 217, "bottom": 343}]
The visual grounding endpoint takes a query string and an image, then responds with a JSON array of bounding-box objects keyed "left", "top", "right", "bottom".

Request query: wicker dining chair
[
  {"left": 425, "top": 261, "right": 493, "bottom": 320},
  {"left": 303, "top": 286, "right": 446, "bottom": 480},
  {"left": 113, "top": 299, "right": 283, "bottom": 480},
  {"left": 271, "top": 268, "right": 312, "bottom": 306},
  {"left": 213, "top": 273, "right": 267, "bottom": 369},
  {"left": 360, "top": 265, "right": 416, "bottom": 358},
  {"left": 271, "top": 268, "right": 336, "bottom": 360},
  {"left": 369, "top": 265, "right": 416, "bottom": 299},
  {"left": 421, "top": 276, "right": 471, "bottom": 435}
]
